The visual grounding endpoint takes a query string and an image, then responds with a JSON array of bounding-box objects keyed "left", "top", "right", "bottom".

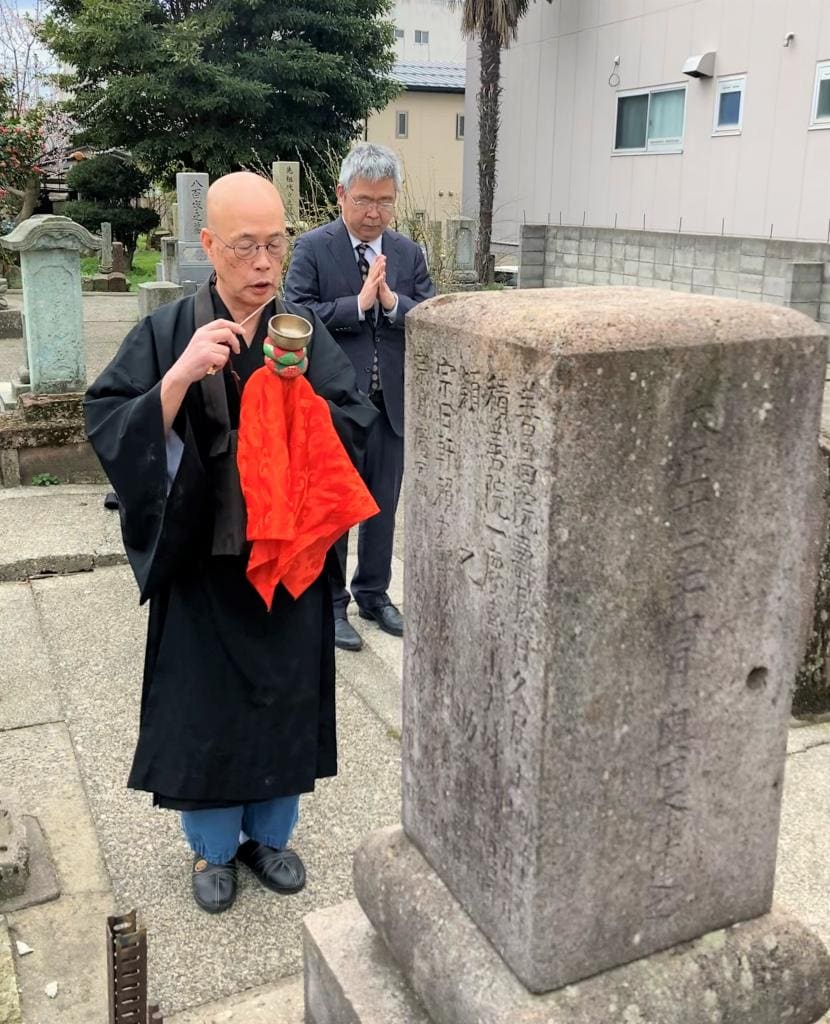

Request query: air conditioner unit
[{"left": 683, "top": 52, "right": 716, "bottom": 79}]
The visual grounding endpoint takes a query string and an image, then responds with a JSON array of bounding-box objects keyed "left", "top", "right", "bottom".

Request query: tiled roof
[{"left": 393, "top": 61, "right": 466, "bottom": 92}]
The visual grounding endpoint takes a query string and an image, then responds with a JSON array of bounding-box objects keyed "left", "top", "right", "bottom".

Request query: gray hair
[{"left": 339, "top": 143, "right": 402, "bottom": 193}]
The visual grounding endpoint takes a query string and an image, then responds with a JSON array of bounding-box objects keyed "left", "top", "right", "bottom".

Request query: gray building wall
[
  {"left": 464, "top": 0, "right": 830, "bottom": 247},
  {"left": 518, "top": 224, "right": 830, "bottom": 329}
]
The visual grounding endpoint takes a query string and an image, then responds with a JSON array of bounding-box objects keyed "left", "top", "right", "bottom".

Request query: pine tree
[{"left": 42, "top": 0, "right": 399, "bottom": 186}]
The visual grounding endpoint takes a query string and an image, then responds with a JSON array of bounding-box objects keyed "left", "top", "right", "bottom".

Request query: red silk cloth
[{"left": 237, "top": 367, "right": 379, "bottom": 609}]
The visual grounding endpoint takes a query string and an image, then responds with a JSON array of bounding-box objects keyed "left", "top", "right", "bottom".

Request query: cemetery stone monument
[
  {"left": 447, "top": 216, "right": 476, "bottom": 284},
  {"left": 100, "top": 221, "right": 113, "bottom": 274},
  {"left": 174, "top": 173, "right": 211, "bottom": 285},
  {"left": 304, "top": 287, "right": 830, "bottom": 1024},
  {"left": 0, "top": 277, "right": 22, "bottom": 339},
  {"left": 0, "top": 215, "right": 104, "bottom": 484},
  {"left": 272, "top": 161, "right": 300, "bottom": 227}
]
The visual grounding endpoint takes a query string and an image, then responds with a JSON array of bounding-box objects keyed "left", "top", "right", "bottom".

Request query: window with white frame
[
  {"left": 394, "top": 27, "right": 404, "bottom": 40},
  {"left": 456, "top": 113, "right": 465, "bottom": 140},
  {"left": 415, "top": 29, "right": 429, "bottom": 44},
  {"left": 396, "top": 110, "right": 409, "bottom": 139},
  {"left": 811, "top": 61, "right": 830, "bottom": 127},
  {"left": 614, "top": 85, "right": 686, "bottom": 153},
  {"left": 713, "top": 75, "right": 745, "bottom": 134}
]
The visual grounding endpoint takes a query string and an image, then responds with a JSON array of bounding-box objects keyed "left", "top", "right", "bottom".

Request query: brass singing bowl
[{"left": 267, "top": 312, "right": 313, "bottom": 352}]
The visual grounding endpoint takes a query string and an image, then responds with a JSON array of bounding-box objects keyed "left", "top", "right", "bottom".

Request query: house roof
[{"left": 393, "top": 61, "right": 466, "bottom": 93}]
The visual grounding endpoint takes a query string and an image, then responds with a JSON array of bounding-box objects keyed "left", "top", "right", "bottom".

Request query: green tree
[
  {"left": 454, "top": 0, "right": 551, "bottom": 283},
  {"left": 41, "top": 0, "right": 399, "bottom": 188},
  {"left": 64, "top": 154, "right": 159, "bottom": 266},
  {"left": 0, "top": 0, "right": 72, "bottom": 225}
]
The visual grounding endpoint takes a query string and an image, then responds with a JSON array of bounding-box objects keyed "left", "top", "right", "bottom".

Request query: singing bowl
[{"left": 267, "top": 312, "right": 313, "bottom": 352}]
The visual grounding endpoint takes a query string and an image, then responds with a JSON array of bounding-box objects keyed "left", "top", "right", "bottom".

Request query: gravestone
[
  {"left": 447, "top": 217, "right": 476, "bottom": 283},
  {"left": 111, "top": 242, "right": 127, "bottom": 276},
  {"left": 272, "top": 161, "right": 300, "bottom": 226},
  {"left": 0, "top": 215, "right": 99, "bottom": 394},
  {"left": 137, "top": 281, "right": 184, "bottom": 319},
  {"left": 174, "top": 172, "right": 211, "bottom": 284},
  {"left": 100, "top": 221, "right": 113, "bottom": 274},
  {"left": 161, "top": 236, "right": 177, "bottom": 283},
  {"left": 0, "top": 279, "right": 22, "bottom": 339},
  {"left": 304, "top": 288, "right": 830, "bottom": 1024}
]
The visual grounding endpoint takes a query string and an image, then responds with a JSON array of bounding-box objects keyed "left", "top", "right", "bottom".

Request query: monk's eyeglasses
[{"left": 211, "top": 232, "right": 289, "bottom": 261}]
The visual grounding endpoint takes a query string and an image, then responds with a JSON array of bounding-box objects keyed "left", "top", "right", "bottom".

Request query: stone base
[
  {"left": 0, "top": 790, "right": 29, "bottom": 900},
  {"left": 84, "top": 273, "right": 128, "bottom": 293},
  {"left": 0, "top": 310, "right": 22, "bottom": 339},
  {"left": 311, "top": 826, "right": 830, "bottom": 1024},
  {"left": 0, "top": 816, "right": 60, "bottom": 914}
]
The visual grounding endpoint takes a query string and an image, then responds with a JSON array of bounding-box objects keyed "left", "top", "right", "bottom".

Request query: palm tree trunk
[{"left": 477, "top": 24, "right": 501, "bottom": 284}]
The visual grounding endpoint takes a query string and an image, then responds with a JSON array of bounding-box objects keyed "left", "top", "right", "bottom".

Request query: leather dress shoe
[
  {"left": 334, "top": 617, "right": 363, "bottom": 652},
  {"left": 237, "top": 839, "right": 306, "bottom": 894},
  {"left": 191, "top": 856, "right": 238, "bottom": 914},
  {"left": 359, "top": 602, "right": 404, "bottom": 637}
]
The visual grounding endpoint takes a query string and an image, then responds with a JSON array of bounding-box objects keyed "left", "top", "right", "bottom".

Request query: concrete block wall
[{"left": 518, "top": 225, "right": 830, "bottom": 328}]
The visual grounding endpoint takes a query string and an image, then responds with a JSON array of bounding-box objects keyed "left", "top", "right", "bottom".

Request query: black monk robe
[{"left": 85, "top": 281, "right": 378, "bottom": 808}]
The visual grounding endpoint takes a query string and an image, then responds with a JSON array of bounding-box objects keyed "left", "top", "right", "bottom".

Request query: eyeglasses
[
  {"left": 211, "top": 232, "right": 289, "bottom": 260},
  {"left": 348, "top": 194, "right": 396, "bottom": 213}
]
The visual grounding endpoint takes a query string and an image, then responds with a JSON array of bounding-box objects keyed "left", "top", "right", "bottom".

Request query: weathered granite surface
[
  {"left": 0, "top": 216, "right": 99, "bottom": 395},
  {"left": 345, "top": 828, "right": 830, "bottom": 1024},
  {"left": 137, "top": 281, "right": 184, "bottom": 320},
  {"left": 397, "top": 288, "right": 827, "bottom": 991},
  {"left": 0, "top": 789, "right": 29, "bottom": 900}
]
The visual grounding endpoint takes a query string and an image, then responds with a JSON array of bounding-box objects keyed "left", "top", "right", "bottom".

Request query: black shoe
[
  {"left": 191, "top": 856, "right": 238, "bottom": 914},
  {"left": 237, "top": 840, "right": 306, "bottom": 894},
  {"left": 359, "top": 603, "right": 403, "bottom": 637},
  {"left": 334, "top": 617, "right": 363, "bottom": 652},
  {"left": 103, "top": 491, "right": 119, "bottom": 510}
]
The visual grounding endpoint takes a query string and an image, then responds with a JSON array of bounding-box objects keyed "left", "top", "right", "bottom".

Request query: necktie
[{"left": 356, "top": 242, "right": 380, "bottom": 396}]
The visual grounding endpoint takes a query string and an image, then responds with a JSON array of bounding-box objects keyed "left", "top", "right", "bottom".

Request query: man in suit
[{"left": 285, "top": 143, "right": 434, "bottom": 651}]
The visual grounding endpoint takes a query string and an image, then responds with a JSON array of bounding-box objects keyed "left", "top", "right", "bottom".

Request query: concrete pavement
[{"left": 0, "top": 484, "right": 829, "bottom": 1022}]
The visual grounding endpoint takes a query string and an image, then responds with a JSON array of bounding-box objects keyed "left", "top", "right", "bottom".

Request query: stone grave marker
[
  {"left": 272, "top": 161, "right": 300, "bottom": 226},
  {"left": 174, "top": 172, "right": 211, "bottom": 284},
  {"left": 0, "top": 215, "right": 99, "bottom": 394},
  {"left": 304, "top": 287, "right": 830, "bottom": 1024}
]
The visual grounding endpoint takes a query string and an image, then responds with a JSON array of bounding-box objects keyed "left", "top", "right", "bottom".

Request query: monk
[{"left": 85, "top": 173, "right": 377, "bottom": 913}]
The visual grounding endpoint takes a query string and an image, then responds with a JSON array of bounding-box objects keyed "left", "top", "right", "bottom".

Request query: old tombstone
[
  {"left": 272, "top": 161, "right": 300, "bottom": 226},
  {"left": 304, "top": 288, "right": 830, "bottom": 1024},
  {"left": 447, "top": 217, "right": 476, "bottom": 283},
  {"left": 137, "top": 282, "right": 184, "bottom": 319},
  {"left": 160, "top": 236, "right": 177, "bottom": 283},
  {"left": 174, "top": 172, "right": 211, "bottom": 284},
  {"left": 111, "top": 242, "right": 128, "bottom": 276},
  {"left": 0, "top": 278, "right": 22, "bottom": 340},
  {"left": 100, "top": 221, "right": 113, "bottom": 274},
  {"left": 0, "top": 215, "right": 99, "bottom": 394}
]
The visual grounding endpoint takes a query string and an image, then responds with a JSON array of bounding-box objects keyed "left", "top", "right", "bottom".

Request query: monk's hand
[
  {"left": 264, "top": 341, "right": 308, "bottom": 380},
  {"left": 174, "top": 319, "right": 243, "bottom": 384}
]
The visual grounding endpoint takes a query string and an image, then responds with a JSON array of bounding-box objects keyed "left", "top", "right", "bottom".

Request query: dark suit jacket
[{"left": 284, "top": 216, "right": 434, "bottom": 437}]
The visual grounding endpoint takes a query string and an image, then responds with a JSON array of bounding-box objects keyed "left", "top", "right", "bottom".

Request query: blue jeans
[{"left": 181, "top": 794, "right": 300, "bottom": 865}]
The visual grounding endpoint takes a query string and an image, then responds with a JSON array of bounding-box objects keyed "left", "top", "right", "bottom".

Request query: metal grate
[{"left": 106, "top": 910, "right": 163, "bottom": 1024}]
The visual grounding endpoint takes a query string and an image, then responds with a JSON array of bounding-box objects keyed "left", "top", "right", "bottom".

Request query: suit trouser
[{"left": 331, "top": 394, "right": 404, "bottom": 615}]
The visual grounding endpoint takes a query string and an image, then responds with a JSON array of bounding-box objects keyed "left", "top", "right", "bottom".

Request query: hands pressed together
[{"left": 358, "top": 254, "right": 396, "bottom": 315}]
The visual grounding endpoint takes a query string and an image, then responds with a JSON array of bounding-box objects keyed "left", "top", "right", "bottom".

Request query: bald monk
[{"left": 85, "top": 173, "right": 377, "bottom": 913}]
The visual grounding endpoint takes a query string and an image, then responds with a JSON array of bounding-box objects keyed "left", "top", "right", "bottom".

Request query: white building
[
  {"left": 463, "top": 0, "right": 830, "bottom": 246},
  {"left": 391, "top": 0, "right": 466, "bottom": 64}
]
